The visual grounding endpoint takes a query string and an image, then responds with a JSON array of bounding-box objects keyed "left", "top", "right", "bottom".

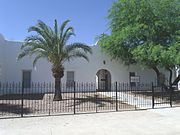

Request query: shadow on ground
[
  {"left": 0, "top": 103, "right": 32, "bottom": 115},
  {"left": 74, "top": 95, "right": 115, "bottom": 107},
  {"left": 0, "top": 94, "right": 44, "bottom": 100}
]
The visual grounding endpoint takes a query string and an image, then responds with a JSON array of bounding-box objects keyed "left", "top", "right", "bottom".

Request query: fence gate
[{"left": 152, "top": 85, "right": 172, "bottom": 108}]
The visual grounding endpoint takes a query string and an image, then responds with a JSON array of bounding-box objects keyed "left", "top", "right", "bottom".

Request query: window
[
  {"left": 0, "top": 64, "right": 2, "bottom": 77},
  {"left": 22, "top": 70, "right": 31, "bottom": 88},
  {"left": 66, "top": 71, "right": 74, "bottom": 87},
  {"left": 129, "top": 72, "right": 136, "bottom": 86}
]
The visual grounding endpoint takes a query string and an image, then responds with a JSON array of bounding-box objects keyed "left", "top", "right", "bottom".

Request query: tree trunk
[
  {"left": 166, "top": 68, "right": 172, "bottom": 86},
  {"left": 166, "top": 74, "right": 180, "bottom": 93},
  {"left": 53, "top": 77, "right": 62, "bottom": 101},
  {"left": 52, "top": 65, "right": 64, "bottom": 101},
  {"left": 172, "top": 74, "right": 180, "bottom": 86},
  {"left": 152, "top": 66, "right": 160, "bottom": 85}
]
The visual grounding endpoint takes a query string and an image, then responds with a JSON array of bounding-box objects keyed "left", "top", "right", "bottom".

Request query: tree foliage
[
  {"left": 98, "top": 0, "right": 180, "bottom": 86},
  {"left": 18, "top": 20, "right": 92, "bottom": 100},
  {"left": 18, "top": 20, "right": 92, "bottom": 67}
]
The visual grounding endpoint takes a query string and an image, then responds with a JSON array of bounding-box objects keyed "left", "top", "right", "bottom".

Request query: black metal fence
[{"left": 0, "top": 82, "right": 179, "bottom": 118}]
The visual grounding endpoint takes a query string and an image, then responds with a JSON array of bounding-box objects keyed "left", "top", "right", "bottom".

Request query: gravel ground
[
  {"left": 0, "top": 93, "right": 134, "bottom": 118},
  {"left": 0, "top": 107, "right": 180, "bottom": 135}
]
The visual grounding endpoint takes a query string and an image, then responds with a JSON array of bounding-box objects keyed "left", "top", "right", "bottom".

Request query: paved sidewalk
[
  {"left": 101, "top": 92, "right": 170, "bottom": 109},
  {"left": 0, "top": 107, "right": 180, "bottom": 135}
]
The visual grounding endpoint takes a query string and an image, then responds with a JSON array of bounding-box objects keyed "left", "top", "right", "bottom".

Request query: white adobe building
[{"left": 0, "top": 34, "right": 179, "bottom": 91}]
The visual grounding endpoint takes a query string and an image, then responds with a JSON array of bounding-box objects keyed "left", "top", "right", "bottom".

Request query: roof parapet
[{"left": 0, "top": 33, "right": 5, "bottom": 41}]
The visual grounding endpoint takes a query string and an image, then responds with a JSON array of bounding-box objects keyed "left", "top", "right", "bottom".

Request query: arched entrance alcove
[{"left": 96, "top": 69, "right": 111, "bottom": 91}]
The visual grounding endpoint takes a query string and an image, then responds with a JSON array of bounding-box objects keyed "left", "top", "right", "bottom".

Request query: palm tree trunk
[
  {"left": 52, "top": 65, "right": 64, "bottom": 101},
  {"left": 53, "top": 77, "right": 62, "bottom": 101}
]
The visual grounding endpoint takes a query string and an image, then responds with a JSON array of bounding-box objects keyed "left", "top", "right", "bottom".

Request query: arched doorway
[{"left": 96, "top": 69, "right": 111, "bottom": 91}]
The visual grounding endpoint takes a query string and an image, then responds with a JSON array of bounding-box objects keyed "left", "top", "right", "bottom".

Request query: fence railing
[{"left": 0, "top": 82, "right": 178, "bottom": 118}]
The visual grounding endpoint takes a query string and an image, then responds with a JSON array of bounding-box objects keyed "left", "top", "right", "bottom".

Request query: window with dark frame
[
  {"left": 0, "top": 64, "right": 2, "bottom": 78},
  {"left": 22, "top": 70, "right": 31, "bottom": 88},
  {"left": 129, "top": 72, "right": 136, "bottom": 87},
  {"left": 66, "top": 71, "right": 74, "bottom": 88}
]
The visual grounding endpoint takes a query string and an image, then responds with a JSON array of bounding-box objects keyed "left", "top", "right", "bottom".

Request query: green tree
[
  {"left": 18, "top": 20, "right": 92, "bottom": 101},
  {"left": 160, "top": 43, "right": 180, "bottom": 86},
  {"left": 132, "top": 44, "right": 164, "bottom": 84},
  {"left": 98, "top": 0, "right": 180, "bottom": 85}
]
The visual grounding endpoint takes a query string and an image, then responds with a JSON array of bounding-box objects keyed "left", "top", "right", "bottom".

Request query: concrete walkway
[
  {"left": 100, "top": 92, "right": 171, "bottom": 109},
  {"left": 0, "top": 107, "right": 180, "bottom": 135}
]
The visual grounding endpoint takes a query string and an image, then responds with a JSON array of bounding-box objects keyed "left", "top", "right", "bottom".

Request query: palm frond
[
  {"left": 22, "top": 42, "right": 47, "bottom": 52},
  {"left": 61, "top": 26, "right": 75, "bottom": 45},
  {"left": 33, "top": 53, "right": 46, "bottom": 67},
  {"left": 54, "top": 19, "right": 58, "bottom": 37},
  {"left": 65, "top": 43, "right": 92, "bottom": 54},
  {"left": 18, "top": 19, "right": 92, "bottom": 67},
  {"left": 37, "top": 20, "right": 54, "bottom": 36},
  {"left": 28, "top": 21, "right": 54, "bottom": 48},
  {"left": 59, "top": 20, "right": 70, "bottom": 39},
  {"left": 65, "top": 51, "right": 89, "bottom": 62},
  {"left": 21, "top": 36, "right": 47, "bottom": 49},
  {"left": 17, "top": 47, "right": 33, "bottom": 60}
]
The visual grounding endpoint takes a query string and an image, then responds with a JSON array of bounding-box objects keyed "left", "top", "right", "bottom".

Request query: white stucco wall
[
  {"left": 1, "top": 40, "right": 53, "bottom": 83},
  {"left": 0, "top": 34, "right": 5, "bottom": 82},
  {"left": 66, "top": 45, "right": 157, "bottom": 84},
  {"left": 0, "top": 34, "right": 170, "bottom": 87}
]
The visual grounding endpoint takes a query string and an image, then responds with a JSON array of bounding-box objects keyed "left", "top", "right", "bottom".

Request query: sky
[{"left": 0, "top": 0, "right": 114, "bottom": 45}]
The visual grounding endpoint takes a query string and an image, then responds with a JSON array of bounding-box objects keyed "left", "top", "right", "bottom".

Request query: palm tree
[{"left": 18, "top": 19, "right": 92, "bottom": 101}]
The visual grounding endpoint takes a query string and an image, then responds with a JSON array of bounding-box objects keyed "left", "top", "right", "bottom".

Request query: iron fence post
[
  {"left": 161, "top": 85, "right": 164, "bottom": 100},
  {"left": 48, "top": 95, "right": 51, "bottom": 116},
  {"left": 21, "top": 81, "right": 24, "bottom": 117},
  {"left": 95, "top": 83, "right": 98, "bottom": 113},
  {"left": 73, "top": 81, "right": 76, "bottom": 114},
  {"left": 95, "top": 93, "right": 98, "bottom": 113},
  {"left": 170, "top": 87, "right": 173, "bottom": 107},
  {"left": 152, "top": 82, "right": 154, "bottom": 109},
  {"left": 115, "top": 82, "right": 118, "bottom": 111}
]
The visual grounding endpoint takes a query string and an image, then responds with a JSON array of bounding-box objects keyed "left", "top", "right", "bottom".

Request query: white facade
[
  {"left": 0, "top": 34, "right": 178, "bottom": 89},
  {"left": 0, "top": 34, "right": 5, "bottom": 82}
]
